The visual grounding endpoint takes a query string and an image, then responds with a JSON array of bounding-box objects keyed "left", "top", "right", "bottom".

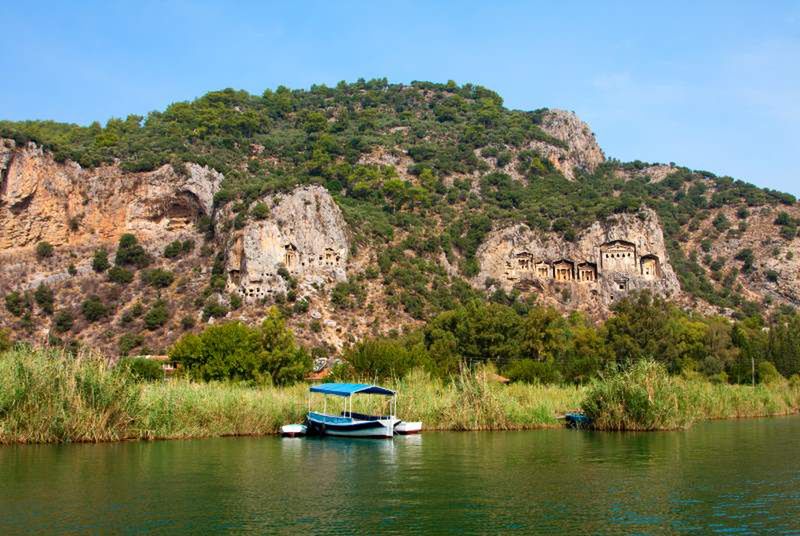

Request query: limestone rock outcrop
[
  {"left": 615, "top": 164, "right": 677, "bottom": 183},
  {"left": 226, "top": 185, "right": 350, "bottom": 301},
  {"left": 532, "top": 110, "right": 605, "bottom": 180},
  {"left": 0, "top": 139, "right": 222, "bottom": 252},
  {"left": 475, "top": 208, "right": 680, "bottom": 314}
]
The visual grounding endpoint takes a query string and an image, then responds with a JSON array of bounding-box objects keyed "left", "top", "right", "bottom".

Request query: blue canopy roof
[{"left": 309, "top": 383, "right": 395, "bottom": 397}]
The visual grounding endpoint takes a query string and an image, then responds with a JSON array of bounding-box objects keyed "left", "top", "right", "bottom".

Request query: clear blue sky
[{"left": 2, "top": 1, "right": 798, "bottom": 194}]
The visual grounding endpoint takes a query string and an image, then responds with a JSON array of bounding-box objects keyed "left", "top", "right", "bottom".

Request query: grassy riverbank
[
  {"left": 1, "top": 348, "right": 799, "bottom": 444},
  {"left": 582, "top": 360, "right": 800, "bottom": 431}
]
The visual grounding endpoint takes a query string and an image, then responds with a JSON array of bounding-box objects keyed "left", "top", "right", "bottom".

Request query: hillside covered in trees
[{"left": 1, "top": 79, "right": 799, "bottom": 383}]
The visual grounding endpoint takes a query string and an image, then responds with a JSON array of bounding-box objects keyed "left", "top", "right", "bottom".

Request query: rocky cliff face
[
  {"left": 684, "top": 205, "right": 800, "bottom": 308},
  {"left": 225, "top": 186, "right": 350, "bottom": 301},
  {"left": 532, "top": 110, "right": 605, "bottom": 180},
  {"left": 475, "top": 209, "right": 680, "bottom": 316},
  {"left": 4, "top": 97, "right": 799, "bottom": 357},
  {"left": 0, "top": 139, "right": 222, "bottom": 252}
]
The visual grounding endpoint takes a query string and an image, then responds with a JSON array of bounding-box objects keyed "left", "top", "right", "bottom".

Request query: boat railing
[
  {"left": 307, "top": 412, "right": 352, "bottom": 424},
  {"left": 340, "top": 411, "right": 392, "bottom": 421}
]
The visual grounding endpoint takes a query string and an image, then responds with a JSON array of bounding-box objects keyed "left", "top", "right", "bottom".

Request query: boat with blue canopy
[{"left": 305, "top": 383, "right": 400, "bottom": 438}]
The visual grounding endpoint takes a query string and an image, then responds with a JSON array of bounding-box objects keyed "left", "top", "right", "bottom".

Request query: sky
[{"left": 2, "top": 1, "right": 798, "bottom": 194}]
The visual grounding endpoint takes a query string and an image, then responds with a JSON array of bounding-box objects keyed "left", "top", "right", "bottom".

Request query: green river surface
[{"left": 1, "top": 417, "right": 799, "bottom": 534}]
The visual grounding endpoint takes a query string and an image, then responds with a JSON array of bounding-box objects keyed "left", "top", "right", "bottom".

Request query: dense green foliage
[
  {"left": 81, "top": 295, "right": 108, "bottom": 322},
  {"left": 53, "top": 310, "right": 74, "bottom": 333},
  {"left": 342, "top": 291, "right": 800, "bottom": 385},
  {"left": 92, "top": 248, "right": 110, "bottom": 272},
  {"left": 170, "top": 308, "right": 311, "bottom": 385},
  {"left": 114, "top": 234, "right": 150, "bottom": 268},
  {"left": 116, "top": 357, "right": 165, "bottom": 382},
  {"left": 163, "top": 239, "right": 194, "bottom": 259},
  {"left": 35, "top": 241, "right": 54, "bottom": 260},
  {"left": 143, "top": 300, "right": 170, "bottom": 330},
  {"left": 142, "top": 268, "right": 175, "bottom": 289},
  {"left": 4, "top": 291, "right": 31, "bottom": 317},
  {"left": 33, "top": 283, "right": 54, "bottom": 315}
]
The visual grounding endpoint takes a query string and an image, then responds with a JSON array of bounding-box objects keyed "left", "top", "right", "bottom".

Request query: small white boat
[
  {"left": 395, "top": 421, "right": 422, "bottom": 435},
  {"left": 305, "top": 383, "right": 399, "bottom": 438},
  {"left": 280, "top": 423, "right": 307, "bottom": 437}
]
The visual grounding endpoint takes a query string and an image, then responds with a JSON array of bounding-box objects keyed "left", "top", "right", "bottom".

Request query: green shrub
[
  {"left": 780, "top": 226, "right": 797, "bottom": 241},
  {"left": 108, "top": 266, "right": 134, "bottom": 284},
  {"left": 774, "top": 211, "right": 792, "bottom": 226},
  {"left": 53, "top": 310, "right": 74, "bottom": 333},
  {"left": 81, "top": 295, "right": 108, "bottom": 322},
  {"left": 34, "top": 283, "right": 54, "bottom": 315},
  {"left": 292, "top": 299, "right": 309, "bottom": 315},
  {"left": 180, "top": 315, "right": 196, "bottom": 330},
  {"left": 36, "top": 241, "right": 54, "bottom": 260},
  {"left": 209, "top": 274, "right": 226, "bottom": 291},
  {"left": 712, "top": 214, "right": 729, "bottom": 232},
  {"left": 163, "top": 239, "right": 193, "bottom": 259},
  {"left": 331, "top": 281, "right": 365, "bottom": 309},
  {"left": 118, "top": 333, "right": 144, "bottom": 355},
  {"left": 143, "top": 300, "right": 169, "bottom": 330},
  {"left": 581, "top": 361, "right": 696, "bottom": 431},
  {"left": 758, "top": 361, "right": 784, "bottom": 385},
  {"left": 5, "top": 291, "right": 30, "bottom": 317},
  {"left": 734, "top": 248, "right": 754, "bottom": 272},
  {"left": 251, "top": 202, "right": 270, "bottom": 220},
  {"left": 202, "top": 299, "right": 228, "bottom": 320},
  {"left": 114, "top": 233, "right": 150, "bottom": 268},
  {"left": 505, "top": 359, "right": 563, "bottom": 384},
  {"left": 117, "top": 357, "right": 164, "bottom": 382},
  {"left": 92, "top": 248, "right": 110, "bottom": 272},
  {"left": 163, "top": 240, "right": 182, "bottom": 259},
  {"left": 142, "top": 268, "right": 174, "bottom": 288}
]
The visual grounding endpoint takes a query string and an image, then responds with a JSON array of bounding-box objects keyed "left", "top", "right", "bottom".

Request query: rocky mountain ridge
[{"left": 1, "top": 81, "right": 798, "bottom": 356}]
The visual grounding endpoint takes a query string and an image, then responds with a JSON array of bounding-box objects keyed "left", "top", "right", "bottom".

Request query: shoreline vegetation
[{"left": 1, "top": 348, "right": 798, "bottom": 445}]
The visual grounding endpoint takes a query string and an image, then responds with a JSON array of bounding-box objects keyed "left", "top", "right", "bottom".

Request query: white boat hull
[
  {"left": 324, "top": 420, "right": 395, "bottom": 438},
  {"left": 306, "top": 413, "right": 399, "bottom": 438},
  {"left": 395, "top": 421, "right": 422, "bottom": 435},
  {"left": 281, "top": 424, "right": 307, "bottom": 437}
]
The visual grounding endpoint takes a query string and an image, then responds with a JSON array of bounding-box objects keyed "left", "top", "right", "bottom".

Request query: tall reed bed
[
  {"left": 390, "top": 368, "right": 584, "bottom": 430},
  {"left": 582, "top": 361, "right": 800, "bottom": 431},
  {"left": 1, "top": 350, "right": 799, "bottom": 443},
  {"left": 137, "top": 380, "right": 308, "bottom": 439},
  {"left": 0, "top": 347, "right": 140, "bottom": 444}
]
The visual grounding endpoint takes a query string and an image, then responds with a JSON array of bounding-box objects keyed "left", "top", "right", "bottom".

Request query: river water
[{"left": 1, "top": 417, "right": 799, "bottom": 534}]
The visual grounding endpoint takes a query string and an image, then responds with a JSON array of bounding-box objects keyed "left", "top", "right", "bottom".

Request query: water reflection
[{"left": 1, "top": 417, "right": 799, "bottom": 534}]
